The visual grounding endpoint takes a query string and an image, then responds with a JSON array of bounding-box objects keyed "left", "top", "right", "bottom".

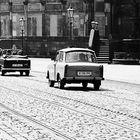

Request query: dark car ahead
[{"left": 0, "top": 49, "right": 31, "bottom": 76}]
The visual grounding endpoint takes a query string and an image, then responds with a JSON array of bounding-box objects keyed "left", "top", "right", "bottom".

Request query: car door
[
  {"left": 55, "top": 51, "right": 65, "bottom": 80},
  {"left": 52, "top": 52, "right": 58, "bottom": 81}
]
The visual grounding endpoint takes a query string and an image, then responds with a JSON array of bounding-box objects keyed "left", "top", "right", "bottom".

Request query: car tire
[
  {"left": 82, "top": 82, "right": 88, "bottom": 88},
  {"left": 1, "top": 70, "right": 5, "bottom": 76},
  {"left": 49, "top": 79, "right": 54, "bottom": 87},
  {"left": 20, "top": 71, "right": 23, "bottom": 76},
  {"left": 25, "top": 70, "right": 30, "bottom": 76},
  {"left": 58, "top": 76, "right": 65, "bottom": 89},
  {"left": 94, "top": 80, "right": 101, "bottom": 90}
]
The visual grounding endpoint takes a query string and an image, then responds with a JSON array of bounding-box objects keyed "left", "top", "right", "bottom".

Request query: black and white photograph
[{"left": 0, "top": 0, "right": 140, "bottom": 139}]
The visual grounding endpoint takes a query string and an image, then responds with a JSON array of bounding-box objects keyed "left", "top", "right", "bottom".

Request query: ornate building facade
[
  {"left": 0, "top": 0, "right": 107, "bottom": 37},
  {"left": 0, "top": 0, "right": 44, "bottom": 37},
  {"left": 0, "top": 0, "right": 139, "bottom": 61},
  {"left": 0, "top": 0, "right": 106, "bottom": 56}
]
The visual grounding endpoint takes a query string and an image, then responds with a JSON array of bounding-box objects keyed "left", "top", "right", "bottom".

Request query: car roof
[{"left": 59, "top": 47, "right": 95, "bottom": 53}]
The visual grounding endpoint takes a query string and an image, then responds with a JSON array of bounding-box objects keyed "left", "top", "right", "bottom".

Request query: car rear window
[{"left": 65, "top": 51, "right": 96, "bottom": 63}]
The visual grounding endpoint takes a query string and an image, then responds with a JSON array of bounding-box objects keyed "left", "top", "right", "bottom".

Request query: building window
[
  {"left": 1, "top": 16, "right": 10, "bottom": 37},
  {"left": 32, "top": 17, "right": 37, "bottom": 36},
  {"left": 28, "top": 17, "right": 37, "bottom": 36},
  {"left": 47, "top": 0, "right": 61, "bottom": 3},
  {"left": 46, "top": 14, "right": 63, "bottom": 37},
  {"left": 57, "top": 15, "right": 63, "bottom": 36},
  {"left": 50, "top": 15, "right": 57, "bottom": 36},
  {"left": 96, "top": 1, "right": 104, "bottom": 12}
]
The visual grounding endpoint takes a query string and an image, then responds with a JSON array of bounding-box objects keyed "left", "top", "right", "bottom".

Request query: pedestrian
[
  {"left": 88, "top": 21, "right": 100, "bottom": 55},
  {"left": 12, "top": 44, "right": 17, "bottom": 55}
]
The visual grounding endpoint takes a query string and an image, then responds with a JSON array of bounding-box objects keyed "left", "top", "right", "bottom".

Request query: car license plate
[
  {"left": 77, "top": 71, "right": 92, "bottom": 76},
  {"left": 12, "top": 64, "right": 23, "bottom": 67}
]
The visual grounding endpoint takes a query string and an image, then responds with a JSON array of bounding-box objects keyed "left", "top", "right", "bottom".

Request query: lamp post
[
  {"left": 23, "top": 0, "right": 28, "bottom": 54},
  {"left": 9, "top": 0, "right": 13, "bottom": 48},
  {"left": 19, "top": 18, "right": 25, "bottom": 50},
  {"left": 23, "top": 0, "right": 28, "bottom": 37},
  {"left": 67, "top": 6, "right": 74, "bottom": 40}
]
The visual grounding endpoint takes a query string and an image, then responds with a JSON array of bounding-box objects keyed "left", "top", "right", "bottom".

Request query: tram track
[
  {"left": 24, "top": 70, "right": 140, "bottom": 104},
  {"left": 1, "top": 75, "right": 140, "bottom": 119},
  {"left": 0, "top": 103, "right": 75, "bottom": 140},
  {"left": 0, "top": 83, "right": 140, "bottom": 135},
  {"left": 1, "top": 72, "right": 140, "bottom": 122}
]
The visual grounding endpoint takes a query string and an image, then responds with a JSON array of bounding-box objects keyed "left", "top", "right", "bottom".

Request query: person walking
[{"left": 88, "top": 21, "right": 100, "bottom": 55}]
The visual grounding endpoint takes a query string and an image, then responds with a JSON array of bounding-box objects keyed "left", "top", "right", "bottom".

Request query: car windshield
[{"left": 65, "top": 51, "right": 96, "bottom": 63}]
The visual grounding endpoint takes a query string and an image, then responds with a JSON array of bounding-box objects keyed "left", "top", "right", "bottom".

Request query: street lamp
[
  {"left": 23, "top": 0, "right": 29, "bottom": 54},
  {"left": 19, "top": 18, "right": 25, "bottom": 50},
  {"left": 23, "top": 0, "right": 28, "bottom": 37},
  {"left": 67, "top": 6, "right": 74, "bottom": 40},
  {"left": 9, "top": 0, "right": 13, "bottom": 48}
]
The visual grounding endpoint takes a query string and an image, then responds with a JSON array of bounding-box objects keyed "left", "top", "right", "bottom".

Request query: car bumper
[
  {"left": 64, "top": 76, "right": 104, "bottom": 82},
  {"left": 2, "top": 68, "right": 31, "bottom": 71}
]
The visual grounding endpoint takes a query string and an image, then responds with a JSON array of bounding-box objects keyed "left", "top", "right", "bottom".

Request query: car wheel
[
  {"left": 46, "top": 71, "right": 49, "bottom": 79},
  {"left": 25, "top": 70, "right": 30, "bottom": 76},
  {"left": 82, "top": 82, "right": 88, "bottom": 88},
  {"left": 20, "top": 71, "right": 23, "bottom": 76},
  {"left": 94, "top": 81, "right": 101, "bottom": 90},
  {"left": 58, "top": 76, "right": 65, "bottom": 89},
  {"left": 48, "top": 79, "right": 54, "bottom": 87},
  {"left": 1, "top": 70, "right": 5, "bottom": 76}
]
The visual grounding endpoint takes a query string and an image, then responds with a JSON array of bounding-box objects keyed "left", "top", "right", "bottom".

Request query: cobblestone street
[
  {"left": 0, "top": 0, "right": 140, "bottom": 139},
  {"left": 0, "top": 58, "right": 140, "bottom": 140}
]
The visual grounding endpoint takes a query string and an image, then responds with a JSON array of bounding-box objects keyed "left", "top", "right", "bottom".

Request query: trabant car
[
  {"left": 0, "top": 49, "right": 31, "bottom": 76},
  {"left": 46, "top": 48, "right": 104, "bottom": 90}
]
